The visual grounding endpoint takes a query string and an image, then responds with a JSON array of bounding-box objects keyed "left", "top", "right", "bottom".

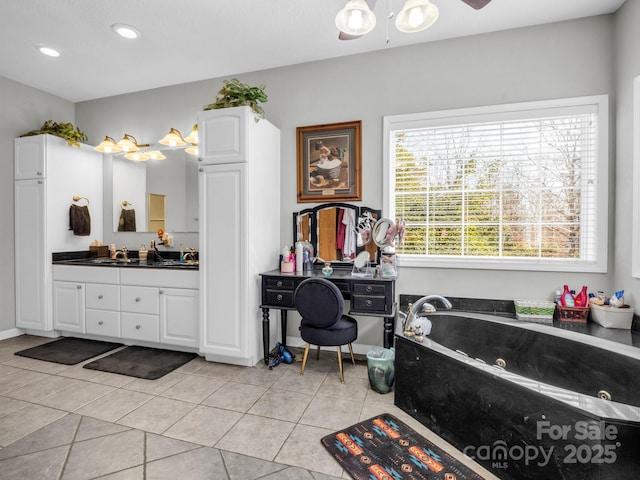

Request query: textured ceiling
[{"left": 0, "top": 0, "right": 626, "bottom": 102}]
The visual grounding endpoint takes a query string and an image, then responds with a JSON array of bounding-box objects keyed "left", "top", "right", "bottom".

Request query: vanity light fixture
[
  {"left": 36, "top": 44, "right": 61, "bottom": 57},
  {"left": 395, "top": 0, "right": 439, "bottom": 33},
  {"left": 158, "top": 128, "right": 187, "bottom": 147},
  {"left": 117, "top": 134, "right": 150, "bottom": 153},
  {"left": 94, "top": 136, "right": 123, "bottom": 153},
  {"left": 124, "top": 151, "right": 150, "bottom": 161},
  {"left": 111, "top": 23, "right": 141, "bottom": 40},
  {"left": 147, "top": 150, "right": 166, "bottom": 160},
  {"left": 183, "top": 126, "right": 198, "bottom": 156},
  {"left": 335, "top": 0, "right": 376, "bottom": 36}
]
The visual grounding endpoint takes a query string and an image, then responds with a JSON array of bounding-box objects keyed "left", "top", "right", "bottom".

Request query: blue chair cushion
[
  {"left": 294, "top": 278, "right": 345, "bottom": 328},
  {"left": 300, "top": 315, "right": 358, "bottom": 347}
]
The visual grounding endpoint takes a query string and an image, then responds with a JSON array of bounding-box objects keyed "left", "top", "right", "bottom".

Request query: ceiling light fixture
[
  {"left": 94, "top": 136, "right": 122, "bottom": 153},
  {"left": 36, "top": 45, "right": 61, "bottom": 57},
  {"left": 395, "top": 0, "right": 439, "bottom": 33},
  {"left": 335, "top": 0, "right": 377, "bottom": 36},
  {"left": 116, "top": 134, "right": 150, "bottom": 153},
  {"left": 111, "top": 23, "right": 141, "bottom": 40},
  {"left": 159, "top": 128, "right": 187, "bottom": 147}
]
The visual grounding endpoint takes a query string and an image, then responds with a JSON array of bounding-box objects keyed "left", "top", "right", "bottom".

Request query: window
[{"left": 383, "top": 96, "right": 608, "bottom": 272}]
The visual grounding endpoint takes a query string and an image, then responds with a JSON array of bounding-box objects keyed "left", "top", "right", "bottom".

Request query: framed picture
[{"left": 296, "top": 120, "right": 362, "bottom": 203}]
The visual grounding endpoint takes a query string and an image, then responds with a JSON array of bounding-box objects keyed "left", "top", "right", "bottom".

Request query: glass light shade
[
  {"left": 185, "top": 146, "right": 198, "bottom": 156},
  {"left": 395, "top": 0, "right": 439, "bottom": 33},
  {"left": 158, "top": 128, "right": 187, "bottom": 147},
  {"left": 124, "top": 151, "right": 150, "bottom": 161},
  {"left": 117, "top": 134, "right": 139, "bottom": 153},
  {"left": 183, "top": 129, "right": 198, "bottom": 145},
  {"left": 146, "top": 150, "right": 166, "bottom": 160},
  {"left": 335, "top": 0, "right": 376, "bottom": 36},
  {"left": 94, "top": 136, "right": 123, "bottom": 153}
]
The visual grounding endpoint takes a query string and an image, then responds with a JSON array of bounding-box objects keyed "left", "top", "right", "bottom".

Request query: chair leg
[
  {"left": 347, "top": 343, "right": 356, "bottom": 366},
  {"left": 316, "top": 345, "right": 321, "bottom": 360},
  {"left": 337, "top": 346, "right": 345, "bottom": 383},
  {"left": 300, "top": 343, "right": 311, "bottom": 375}
]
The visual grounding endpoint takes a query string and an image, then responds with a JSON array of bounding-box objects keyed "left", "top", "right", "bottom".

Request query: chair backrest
[{"left": 294, "top": 278, "right": 344, "bottom": 328}]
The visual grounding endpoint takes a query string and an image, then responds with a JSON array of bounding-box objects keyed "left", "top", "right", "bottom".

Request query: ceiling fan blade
[
  {"left": 337, "top": 0, "right": 378, "bottom": 41},
  {"left": 460, "top": 0, "right": 492, "bottom": 9}
]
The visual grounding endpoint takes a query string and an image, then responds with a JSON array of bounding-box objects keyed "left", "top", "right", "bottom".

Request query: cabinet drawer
[
  {"left": 121, "top": 286, "right": 159, "bottom": 315},
  {"left": 353, "top": 283, "right": 387, "bottom": 296},
  {"left": 265, "top": 278, "right": 296, "bottom": 290},
  {"left": 265, "top": 289, "right": 295, "bottom": 308},
  {"left": 352, "top": 295, "right": 387, "bottom": 313},
  {"left": 121, "top": 313, "right": 159, "bottom": 342},
  {"left": 86, "top": 284, "right": 120, "bottom": 311},
  {"left": 86, "top": 309, "right": 121, "bottom": 337}
]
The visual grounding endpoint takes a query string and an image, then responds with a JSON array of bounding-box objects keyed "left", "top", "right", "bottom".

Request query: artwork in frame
[{"left": 296, "top": 120, "right": 362, "bottom": 203}]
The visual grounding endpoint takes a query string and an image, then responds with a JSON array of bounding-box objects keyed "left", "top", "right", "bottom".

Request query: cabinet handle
[
  {"left": 98, "top": 320, "right": 104, "bottom": 325},
  {"left": 37, "top": 180, "right": 43, "bottom": 184},
  {"left": 366, "top": 286, "right": 373, "bottom": 292},
  {"left": 77, "top": 285, "right": 82, "bottom": 290},
  {"left": 199, "top": 167, "right": 203, "bottom": 172},
  {"left": 135, "top": 297, "right": 141, "bottom": 302},
  {"left": 159, "top": 290, "right": 164, "bottom": 294},
  {"left": 365, "top": 300, "right": 372, "bottom": 307},
  {"left": 98, "top": 294, "right": 103, "bottom": 299},
  {"left": 37, "top": 171, "right": 42, "bottom": 176},
  {"left": 276, "top": 281, "right": 283, "bottom": 287},
  {"left": 276, "top": 294, "right": 283, "bottom": 301},
  {"left": 136, "top": 325, "right": 141, "bottom": 329}
]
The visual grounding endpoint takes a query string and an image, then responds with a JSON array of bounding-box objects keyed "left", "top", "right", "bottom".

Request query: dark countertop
[{"left": 52, "top": 250, "right": 199, "bottom": 270}]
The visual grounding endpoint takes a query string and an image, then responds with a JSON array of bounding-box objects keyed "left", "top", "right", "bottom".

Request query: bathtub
[{"left": 394, "top": 311, "right": 640, "bottom": 480}]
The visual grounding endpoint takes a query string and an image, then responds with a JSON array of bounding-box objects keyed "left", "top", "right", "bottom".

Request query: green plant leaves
[
  {"left": 202, "top": 78, "right": 268, "bottom": 121},
  {"left": 20, "top": 120, "right": 88, "bottom": 147}
]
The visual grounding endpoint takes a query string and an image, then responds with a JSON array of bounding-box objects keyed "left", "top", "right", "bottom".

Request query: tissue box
[
  {"left": 514, "top": 299, "right": 556, "bottom": 324},
  {"left": 89, "top": 245, "right": 109, "bottom": 258},
  {"left": 590, "top": 304, "right": 634, "bottom": 329}
]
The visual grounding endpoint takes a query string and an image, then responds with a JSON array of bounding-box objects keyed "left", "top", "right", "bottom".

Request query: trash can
[{"left": 367, "top": 347, "right": 395, "bottom": 394}]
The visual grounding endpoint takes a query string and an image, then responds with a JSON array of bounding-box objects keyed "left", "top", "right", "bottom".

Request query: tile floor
[{"left": 0, "top": 335, "right": 498, "bottom": 479}]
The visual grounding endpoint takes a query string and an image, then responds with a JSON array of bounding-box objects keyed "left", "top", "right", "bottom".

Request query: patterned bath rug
[
  {"left": 321, "top": 413, "right": 485, "bottom": 480},
  {"left": 83, "top": 345, "right": 197, "bottom": 380},
  {"left": 15, "top": 337, "right": 123, "bottom": 365}
]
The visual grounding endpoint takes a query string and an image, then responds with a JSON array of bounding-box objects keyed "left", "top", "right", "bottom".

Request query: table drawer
[
  {"left": 121, "top": 312, "right": 159, "bottom": 342},
  {"left": 353, "top": 283, "right": 388, "bottom": 296},
  {"left": 332, "top": 281, "right": 351, "bottom": 295},
  {"left": 86, "top": 309, "right": 121, "bottom": 337},
  {"left": 265, "top": 278, "right": 296, "bottom": 290},
  {"left": 86, "top": 284, "right": 120, "bottom": 311},
  {"left": 121, "top": 286, "right": 159, "bottom": 315},
  {"left": 352, "top": 295, "right": 387, "bottom": 313},
  {"left": 265, "top": 289, "right": 295, "bottom": 308}
]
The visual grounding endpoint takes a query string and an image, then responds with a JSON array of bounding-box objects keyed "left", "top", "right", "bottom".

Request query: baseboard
[{"left": 0, "top": 328, "right": 26, "bottom": 341}]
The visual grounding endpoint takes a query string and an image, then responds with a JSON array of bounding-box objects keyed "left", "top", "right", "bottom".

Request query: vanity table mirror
[
  {"left": 109, "top": 149, "right": 199, "bottom": 233},
  {"left": 293, "top": 202, "right": 381, "bottom": 267}
]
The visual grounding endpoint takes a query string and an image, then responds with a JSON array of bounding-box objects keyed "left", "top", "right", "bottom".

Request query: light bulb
[
  {"left": 349, "top": 10, "right": 364, "bottom": 30},
  {"left": 408, "top": 8, "right": 424, "bottom": 28}
]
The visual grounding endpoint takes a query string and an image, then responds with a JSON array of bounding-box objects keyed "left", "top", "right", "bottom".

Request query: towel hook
[
  {"left": 121, "top": 200, "right": 133, "bottom": 208},
  {"left": 72, "top": 195, "right": 89, "bottom": 205}
]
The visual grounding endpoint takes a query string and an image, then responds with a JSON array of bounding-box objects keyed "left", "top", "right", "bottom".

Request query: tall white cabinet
[
  {"left": 198, "top": 106, "right": 280, "bottom": 366},
  {"left": 15, "top": 134, "right": 103, "bottom": 333}
]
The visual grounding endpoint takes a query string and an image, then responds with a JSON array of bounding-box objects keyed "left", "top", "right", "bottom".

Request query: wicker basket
[
  {"left": 514, "top": 299, "right": 555, "bottom": 324},
  {"left": 556, "top": 305, "right": 590, "bottom": 323}
]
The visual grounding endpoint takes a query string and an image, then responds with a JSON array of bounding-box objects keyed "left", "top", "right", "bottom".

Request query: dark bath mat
[
  {"left": 15, "top": 337, "right": 123, "bottom": 365},
  {"left": 322, "top": 413, "right": 485, "bottom": 480},
  {"left": 83, "top": 346, "right": 197, "bottom": 380}
]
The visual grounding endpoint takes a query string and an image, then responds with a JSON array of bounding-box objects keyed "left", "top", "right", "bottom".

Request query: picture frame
[{"left": 296, "top": 120, "right": 362, "bottom": 203}]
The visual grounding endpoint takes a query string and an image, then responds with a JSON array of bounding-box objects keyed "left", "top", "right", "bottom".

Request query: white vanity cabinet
[
  {"left": 52, "top": 265, "right": 198, "bottom": 349},
  {"left": 15, "top": 134, "right": 103, "bottom": 333},
  {"left": 197, "top": 106, "right": 280, "bottom": 366}
]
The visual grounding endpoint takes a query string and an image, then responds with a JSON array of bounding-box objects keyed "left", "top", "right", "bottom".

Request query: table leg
[
  {"left": 281, "top": 310, "right": 288, "bottom": 347},
  {"left": 383, "top": 315, "right": 395, "bottom": 349},
  {"left": 262, "top": 308, "right": 270, "bottom": 365}
]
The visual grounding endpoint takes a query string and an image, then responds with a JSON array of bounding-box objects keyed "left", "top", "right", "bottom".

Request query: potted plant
[
  {"left": 202, "top": 78, "right": 268, "bottom": 121},
  {"left": 20, "top": 120, "right": 88, "bottom": 147}
]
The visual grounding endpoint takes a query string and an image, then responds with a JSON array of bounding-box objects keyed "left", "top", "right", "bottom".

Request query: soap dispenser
[{"left": 139, "top": 243, "right": 148, "bottom": 263}]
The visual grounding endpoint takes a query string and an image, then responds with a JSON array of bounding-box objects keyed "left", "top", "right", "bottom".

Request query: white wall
[
  {"left": 0, "top": 76, "right": 75, "bottom": 334},
  {"left": 75, "top": 16, "right": 616, "bottom": 346}
]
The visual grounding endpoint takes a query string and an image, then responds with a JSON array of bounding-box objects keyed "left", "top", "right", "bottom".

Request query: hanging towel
[
  {"left": 69, "top": 204, "right": 91, "bottom": 236},
  {"left": 118, "top": 208, "right": 137, "bottom": 232}
]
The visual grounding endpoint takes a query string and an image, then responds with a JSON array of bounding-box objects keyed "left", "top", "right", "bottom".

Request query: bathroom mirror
[
  {"left": 373, "top": 218, "right": 396, "bottom": 248},
  {"left": 293, "top": 202, "right": 381, "bottom": 267},
  {"left": 111, "top": 149, "right": 199, "bottom": 233}
]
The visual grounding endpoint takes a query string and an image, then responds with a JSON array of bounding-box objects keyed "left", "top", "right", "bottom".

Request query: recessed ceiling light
[
  {"left": 111, "top": 23, "right": 141, "bottom": 39},
  {"left": 36, "top": 45, "right": 61, "bottom": 57}
]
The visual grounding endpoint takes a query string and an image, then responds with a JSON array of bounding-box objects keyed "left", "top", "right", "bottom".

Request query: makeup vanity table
[{"left": 259, "top": 202, "right": 397, "bottom": 364}]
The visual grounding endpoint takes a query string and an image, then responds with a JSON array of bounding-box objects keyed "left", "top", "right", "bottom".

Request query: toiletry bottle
[
  {"left": 295, "top": 242, "right": 303, "bottom": 273},
  {"left": 574, "top": 286, "right": 588, "bottom": 307},
  {"left": 560, "top": 285, "right": 575, "bottom": 307},
  {"left": 180, "top": 243, "right": 184, "bottom": 264},
  {"left": 139, "top": 243, "right": 147, "bottom": 263},
  {"left": 110, "top": 244, "right": 117, "bottom": 260}
]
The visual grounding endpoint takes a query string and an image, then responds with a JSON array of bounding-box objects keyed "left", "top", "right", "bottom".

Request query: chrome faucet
[
  {"left": 400, "top": 295, "right": 452, "bottom": 339},
  {"left": 115, "top": 246, "right": 129, "bottom": 262},
  {"left": 149, "top": 240, "right": 163, "bottom": 262},
  {"left": 183, "top": 247, "right": 198, "bottom": 264}
]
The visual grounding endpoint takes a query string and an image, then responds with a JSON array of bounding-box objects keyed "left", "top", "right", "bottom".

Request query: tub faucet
[{"left": 400, "top": 295, "right": 452, "bottom": 338}]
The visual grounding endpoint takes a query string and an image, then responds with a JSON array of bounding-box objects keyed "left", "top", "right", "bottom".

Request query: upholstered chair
[{"left": 294, "top": 278, "right": 358, "bottom": 383}]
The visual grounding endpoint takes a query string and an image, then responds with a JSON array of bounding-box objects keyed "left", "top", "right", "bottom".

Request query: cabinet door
[
  {"left": 15, "top": 135, "right": 45, "bottom": 180},
  {"left": 197, "top": 106, "right": 249, "bottom": 165},
  {"left": 160, "top": 288, "right": 199, "bottom": 347},
  {"left": 15, "top": 179, "right": 48, "bottom": 330},
  {"left": 53, "top": 281, "right": 85, "bottom": 333}
]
